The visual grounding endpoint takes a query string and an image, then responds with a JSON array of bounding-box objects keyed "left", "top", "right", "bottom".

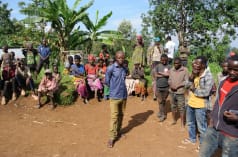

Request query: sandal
[
  {"left": 107, "top": 139, "right": 114, "bottom": 148},
  {"left": 195, "top": 145, "right": 200, "bottom": 152},
  {"left": 181, "top": 138, "right": 195, "bottom": 145}
]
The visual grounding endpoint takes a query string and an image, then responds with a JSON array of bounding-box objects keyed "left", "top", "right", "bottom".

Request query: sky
[
  {"left": 2, "top": 0, "right": 237, "bottom": 48},
  {"left": 2, "top": 0, "right": 150, "bottom": 33}
]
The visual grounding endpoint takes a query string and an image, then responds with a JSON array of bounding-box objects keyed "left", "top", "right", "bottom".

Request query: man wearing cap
[
  {"left": 36, "top": 69, "right": 58, "bottom": 109},
  {"left": 147, "top": 37, "right": 164, "bottom": 69},
  {"left": 147, "top": 37, "right": 164, "bottom": 100}
]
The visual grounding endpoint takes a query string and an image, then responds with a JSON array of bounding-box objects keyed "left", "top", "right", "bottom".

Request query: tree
[
  {"left": 116, "top": 20, "right": 136, "bottom": 58},
  {"left": 80, "top": 10, "right": 114, "bottom": 54},
  {"left": 142, "top": 0, "right": 238, "bottom": 62},
  {"left": 19, "top": 0, "right": 94, "bottom": 51},
  {"left": 0, "top": 1, "right": 15, "bottom": 46}
]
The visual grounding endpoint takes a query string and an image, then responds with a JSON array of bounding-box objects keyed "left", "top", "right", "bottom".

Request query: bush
[{"left": 55, "top": 75, "right": 77, "bottom": 105}]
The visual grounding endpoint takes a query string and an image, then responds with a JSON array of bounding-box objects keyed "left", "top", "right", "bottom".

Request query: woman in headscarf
[{"left": 85, "top": 54, "right": 103, "bottom": 101}]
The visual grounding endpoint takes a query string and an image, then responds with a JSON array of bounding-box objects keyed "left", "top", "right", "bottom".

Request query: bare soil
[{"left": 0, "top": 95, "right": 220, "bottom": 157}]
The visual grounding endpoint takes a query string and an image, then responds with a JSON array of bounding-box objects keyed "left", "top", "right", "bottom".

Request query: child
[
  {"left": 124, "top": 60, "right": 135, "bottom": 96},
  {"left": 1, "top": 61, "right": 17, "bottom": 105},
  {"left": 97, "top": 59, "right": 108, "bottom": 100},
  {"left": 0, "top": 45, "right": 12, "bottom": 70},
  {"left": 64, "top": 55, "right": 74, "bottom": 75},
  {"left": 52, "top": 64, "right": 61, "bottom": 85},
  {"left": 15, "top": 60, "right": 37, "bottom": 99},
  {"left": 131, "top": 63, "right": 147, "bottom": 101},
  {"left": 217, "top": 60, "right": 228, "bottom": 83}
]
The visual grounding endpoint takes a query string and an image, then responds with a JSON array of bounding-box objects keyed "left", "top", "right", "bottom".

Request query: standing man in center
[{"left": 105, "top": 51, "right": 128, "bottom": 148}]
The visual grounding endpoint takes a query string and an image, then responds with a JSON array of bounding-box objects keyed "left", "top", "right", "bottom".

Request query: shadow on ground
[{"left": 121, "top": 110, "right": 154, "bottom": 134}]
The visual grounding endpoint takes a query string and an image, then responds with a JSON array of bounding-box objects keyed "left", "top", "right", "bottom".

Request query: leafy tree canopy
[{"left": 142, "top": 0, "right": 238, "bottom": 62}]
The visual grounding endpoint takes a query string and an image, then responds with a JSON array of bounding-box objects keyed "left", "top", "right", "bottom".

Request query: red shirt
[
  {"left": 219, "top": 78, "right": 238, "bottom": 106},
  {"left": 218, "top": 78, "right": 238, "bottom": 138},
  {"left": 85, "top": 64, "right": 97, "bottom": 75}
]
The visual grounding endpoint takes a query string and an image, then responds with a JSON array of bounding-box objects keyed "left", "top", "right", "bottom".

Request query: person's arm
[
  {"left": 168, "top": 70, "right": 173, "bottom": 89},
  {"left": 26, "top": 67, "right": 32, "bottom": 78},
  {"left": 39, "top": 77, "right": 46, "bottom": 91},
  {"left": 224, "top": 111, "right": 238, "bottom": 122},
  {"left": 138, "top": 68, "right": 145, "bottom": 78},
  {"left": 22, "top": 49, "right": 27, "bottom": 57},
  {"left": 56, "top": 73, "right": 62, "bottom": 83},
  {"left": 47, "top": 78, "right": 57, "bottom": 91},
  {"left": 105, "top": 65, "right": 113, "bottom": 87},
  {"left": 0, "top": 54, "right": 3, "bottom": 67},
  {"left": 194, "top": 74, "right": 214, "bottom": 97}
]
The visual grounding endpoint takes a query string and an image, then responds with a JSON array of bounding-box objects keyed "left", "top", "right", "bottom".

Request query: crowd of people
[
  {"left": 1, "top": 35, "right": 238, "bottom": 156},
  {"left": 0, "top": 39, "right": 59, "bottom": 109},
  {"left": 109, "top": 35, "right": 238, "bottom": 157}
]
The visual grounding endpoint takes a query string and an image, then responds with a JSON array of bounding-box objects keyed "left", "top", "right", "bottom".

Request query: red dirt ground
[{"left": 0, "top": 95, "right": 221, "bottom": 157}]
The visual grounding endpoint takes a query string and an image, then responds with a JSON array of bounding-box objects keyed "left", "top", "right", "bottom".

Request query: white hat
[{"left": 45, "top": 69, "right": 52, "bottom": 74}]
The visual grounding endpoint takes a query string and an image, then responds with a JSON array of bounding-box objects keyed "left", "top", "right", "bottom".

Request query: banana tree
[
  {"left": 19, "top": 0, "right": 94, "bottom": 51},
  {"left": 80, "top": 10, "right": 117, "bottom": 54}
]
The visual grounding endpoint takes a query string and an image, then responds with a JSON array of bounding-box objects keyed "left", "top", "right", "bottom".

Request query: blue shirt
[
  {"left": 105, "top": 62, "right": 127, "bottom": 99},
  {"left": 38, "top": 45, "right": 51, "bottom": 58},
  {"left": 71, "top": 64, "right": 85, "bottom": 76}
]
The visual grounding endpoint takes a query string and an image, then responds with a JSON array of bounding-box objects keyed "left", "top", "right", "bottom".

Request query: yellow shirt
[{"left": 188, "top": 77, "right": 205, "bottom": 108}]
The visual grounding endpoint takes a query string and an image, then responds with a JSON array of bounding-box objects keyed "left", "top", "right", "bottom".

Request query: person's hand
[
  {"left": 224, "top": 111, "right": 238, "bottom": 121},
  {"left": 170, "top": 85, "right": 177, "bottom": 91},
  {"left": 26, "top": 78, "right": 30, "bottom": 85},
  {"left": 43, "top": 87, "right": 48, "bottom": 93},
  {"left": 190, "top": 83, "right": 195, "bottom": 92}
]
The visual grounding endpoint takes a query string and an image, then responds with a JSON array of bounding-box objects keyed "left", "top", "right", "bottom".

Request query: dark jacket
[{"left": 211, "top": 78, "right": 238, "bottom": 137}]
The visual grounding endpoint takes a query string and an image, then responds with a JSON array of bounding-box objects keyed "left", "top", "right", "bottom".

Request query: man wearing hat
[
  {"left": 147, "top": 37, "right": 164, "bottom": 69},
  {"left": 147, "top": 37, "right": 164, "bottom": 100},
  {"left": 36, "top": 69, "right": 58, "bottom": 109}
]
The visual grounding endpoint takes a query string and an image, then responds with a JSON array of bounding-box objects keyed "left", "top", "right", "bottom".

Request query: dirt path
[{"left": 0, "top": 95, "right": 219, "bottom": 157}]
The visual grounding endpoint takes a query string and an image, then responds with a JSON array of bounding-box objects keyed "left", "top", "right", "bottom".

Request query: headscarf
[
  {"left": 153, "top": 37, "right": 160, "bottom": 42},
  {"left": 88, "top": 54, "right": 95, "bottom": 61}
]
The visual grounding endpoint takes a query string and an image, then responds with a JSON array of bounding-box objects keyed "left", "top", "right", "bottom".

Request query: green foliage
[
  {"left": 19, "top": 0, "right": 94, "bottom": 51},
  {"left": 115, "top": 20, "right": 137, "bottom": 58},
  {"left": 142, "top": 0, "right": 238, "bottom": 63},
  {"left": 55, "top": 74, "right": 76, "bottom": 105},
  {"left": 0, "top": 1, "right": 14, "bottom": 36},
  {"left": 209, "top": 62, "right": 221, "bottom": 84},
  {"left": 80, "top": 10, "right": 114, "bottom": 54}
]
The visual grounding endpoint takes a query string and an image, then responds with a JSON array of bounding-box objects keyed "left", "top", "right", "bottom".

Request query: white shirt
[{"left": 165, "top": 40, "right": 176, "bottom": 59}]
